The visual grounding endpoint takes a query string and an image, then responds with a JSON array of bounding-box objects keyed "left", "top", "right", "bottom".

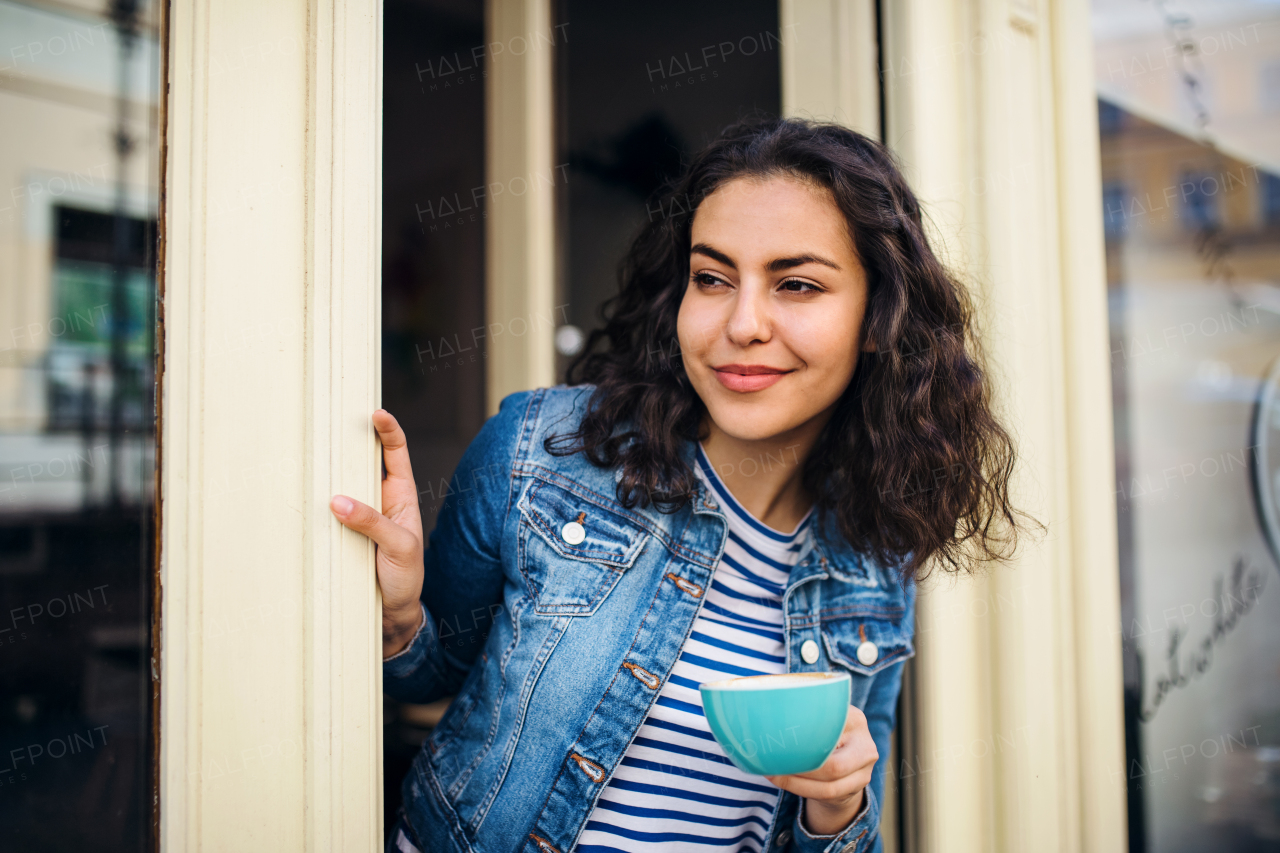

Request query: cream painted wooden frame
[
  {"left": 161, "top": 1, "right": 384, "bottom": 850},
  {"left": 879, "top": 0, "right": 1128, "bottom": 851},
  {"left": 485, "top": 0, "right": 557, "bottom": 414},
  {"left": 780, "top": 0, "right": 881, "bottom": 138}
]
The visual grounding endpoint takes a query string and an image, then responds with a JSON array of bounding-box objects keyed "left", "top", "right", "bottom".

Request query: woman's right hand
[{"left": 330, "top": 409, "right": 426, "bottom": 659}]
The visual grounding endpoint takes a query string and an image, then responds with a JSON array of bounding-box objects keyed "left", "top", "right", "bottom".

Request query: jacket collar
[{"left": 680, "top": 438, "right": 882, "bottom": 588}]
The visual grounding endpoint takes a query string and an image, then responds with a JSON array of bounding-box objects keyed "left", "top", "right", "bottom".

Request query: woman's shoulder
[
  {"left": 454, "top": 385, "right": 595, "bottom": 477},
  {"left": 489, "top": 384, "right": 607, "bottom": 452},
  {"left": 489, "top": 383, "right": 615, "bottom": 479},
  {"left": 494, "top": 383, "right": 598, "bottom": 425},
  {"left": 810, "top": 512, "right": 916, "bottom": 601}
]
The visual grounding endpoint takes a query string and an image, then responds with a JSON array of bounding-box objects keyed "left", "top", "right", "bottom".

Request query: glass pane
[
  {"left": 1092, "top": 2, "right": 1280, "bottom": 850},
  {"left": 0, "top": 1, "right": 161, "bottom": 851},
  {"left": 381, "top": 0, "right": 487, "bottom": 830},
  {"left": 554, "top": 0, "right": 782, "bottom": 375}
]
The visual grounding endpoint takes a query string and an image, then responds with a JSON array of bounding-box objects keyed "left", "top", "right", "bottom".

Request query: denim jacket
[{"left": 385, "top": 385, "right": 916, "bottom": 853}]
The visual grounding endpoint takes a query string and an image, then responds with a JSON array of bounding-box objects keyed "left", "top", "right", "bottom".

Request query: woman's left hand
[{"left": 764, "top": 705, "right": 879, "bottom": 836}]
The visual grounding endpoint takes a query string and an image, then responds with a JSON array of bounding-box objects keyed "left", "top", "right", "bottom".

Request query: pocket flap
[
  {"left": 517, "top": 478, "right": 649, "bottom": 569},
  {"left": 821, "top": 616, "right": 915, "bottom": 677}
]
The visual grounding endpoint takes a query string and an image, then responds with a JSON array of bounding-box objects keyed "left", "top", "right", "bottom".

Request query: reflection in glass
[
  {"left": 1092, "top": 1, "right": 1280, "bottom": 849},
  {"left": 0, "top": 1, "right": 160, "bottom": 850}
]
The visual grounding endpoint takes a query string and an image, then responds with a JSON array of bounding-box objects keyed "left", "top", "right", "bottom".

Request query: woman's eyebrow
[
  {"left": 691, "top": 243, "right": 736, "bottom": 269},
  {"left": 766, "top": 253, "right": 842, "bottom": 272},
  {"left": 690, "top": 242, "right": 842, "bottom": 273}
]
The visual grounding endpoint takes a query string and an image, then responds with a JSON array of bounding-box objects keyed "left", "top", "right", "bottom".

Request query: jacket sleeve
[
  {"left": 382, "top": 389, "right": 534, "bottom": 704},
  {"left": 786, "top": 658, "right": 905, "bottom": 853}
]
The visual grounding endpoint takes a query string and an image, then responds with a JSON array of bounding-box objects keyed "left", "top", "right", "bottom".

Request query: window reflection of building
[
  {"left": 1178, "top": 171, "right": 1220, "bottom": 231},
  {"left": 1093, "top": 0, "right": 1280, "bottom": 849},
  {"left": 0, "top": 0, "right": 158, "bottom": 850},
  {"left": 50, "top": 207, "right": 154, "bottom": 434},
  {"left": 1263, "top": 173, "right": 1280, "bottom": 226}
]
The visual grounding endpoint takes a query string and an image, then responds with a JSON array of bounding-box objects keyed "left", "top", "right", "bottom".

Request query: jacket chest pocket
[
  {"left": 516, "top": 478, "right": 649, "bottom": 616},
  {"left": 820, "top": 612, "right": 915, "bottom": 702}
]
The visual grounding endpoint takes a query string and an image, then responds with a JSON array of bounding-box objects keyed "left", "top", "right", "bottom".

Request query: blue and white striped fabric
[{"left": 576, "top": 444, "right": 813, "bottom": 852}]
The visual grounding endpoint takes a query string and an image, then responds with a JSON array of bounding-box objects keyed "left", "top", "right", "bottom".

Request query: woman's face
[{"left": 677, "top": 174, "right": 871, "bottom": 443}]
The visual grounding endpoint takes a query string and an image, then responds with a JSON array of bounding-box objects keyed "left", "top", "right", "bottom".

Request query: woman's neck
[{"left": 698, "top": 412, "right": 830, "bottom": 534}]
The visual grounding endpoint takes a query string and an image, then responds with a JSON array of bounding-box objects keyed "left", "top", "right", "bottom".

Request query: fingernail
[{"left": 331, "top": 496, "right": 353, "bottom": 516}]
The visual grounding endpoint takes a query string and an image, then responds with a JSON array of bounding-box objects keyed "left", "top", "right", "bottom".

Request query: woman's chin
[{"left": 705, "top": 406, "right": 807, "bottom": 444}]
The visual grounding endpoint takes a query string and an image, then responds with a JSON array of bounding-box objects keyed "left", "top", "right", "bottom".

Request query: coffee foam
[{"left": 702, "top": 672, "right": 846, "bottom": 690}]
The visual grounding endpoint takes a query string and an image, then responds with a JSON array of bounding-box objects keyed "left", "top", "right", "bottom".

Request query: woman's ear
[{"left": 861, "top": 337, "right": 877, "bottom": 353}]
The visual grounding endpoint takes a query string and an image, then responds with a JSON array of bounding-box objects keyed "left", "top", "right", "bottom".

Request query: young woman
[{"left": 332, "top": 117, "right": 1023, "bottom": 853}]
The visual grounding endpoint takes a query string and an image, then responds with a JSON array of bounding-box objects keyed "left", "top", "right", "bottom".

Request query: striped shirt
[{"left": 576, "top": 444, "right": 813, "bottom": 852}]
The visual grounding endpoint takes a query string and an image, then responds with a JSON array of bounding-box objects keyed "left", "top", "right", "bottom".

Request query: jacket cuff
[
  {"left": 383, "top": 602, "right": 433, "bottom": 676},
  {"left": 787, "top": 785, "right": 879, "bottom": 853}
]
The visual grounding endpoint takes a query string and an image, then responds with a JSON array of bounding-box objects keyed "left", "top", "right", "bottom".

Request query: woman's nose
[{"left": 724, "top": 279, "right": 772, "bottom": 346}]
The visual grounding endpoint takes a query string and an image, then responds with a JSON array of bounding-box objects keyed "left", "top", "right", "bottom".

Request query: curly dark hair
[{"left": 548, "top": 115, "right": 1029, "bottom": 581}]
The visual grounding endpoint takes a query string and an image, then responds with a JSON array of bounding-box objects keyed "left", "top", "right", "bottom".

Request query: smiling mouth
[{"left": 711, "top": 365, "right": 793, "bottom": 393}]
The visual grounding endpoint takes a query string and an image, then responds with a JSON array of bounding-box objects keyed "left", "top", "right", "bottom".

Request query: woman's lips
[{"left": 712, "top": 366, "right": 791, "bottom": 392}]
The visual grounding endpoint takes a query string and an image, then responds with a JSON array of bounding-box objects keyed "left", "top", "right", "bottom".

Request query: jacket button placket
[
  {"left": 522, "top": 555, "right": 717, "bottom": 853},
  {"left": 785, "top": 575, "right": 825, "bottom": 674}
]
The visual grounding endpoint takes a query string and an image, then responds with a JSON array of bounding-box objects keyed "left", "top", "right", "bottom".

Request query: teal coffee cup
[{"left": 700, "top": 671, "right": 851, "bottom": 776}]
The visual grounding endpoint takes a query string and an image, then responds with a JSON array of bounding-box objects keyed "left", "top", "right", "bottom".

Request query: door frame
[
  {"left": 160, "top": 1, "right": 384, "bottom": 849},
  {"left": 879, "top": 1, "right": 1127, "bottom": 850}
]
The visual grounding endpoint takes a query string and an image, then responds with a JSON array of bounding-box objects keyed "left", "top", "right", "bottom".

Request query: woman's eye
[
  {"left": 779, "top": 278, "right": 819, "bottom": 294},
  {"left": 693, "top": 272, "right": 727, "bottom": 288}
]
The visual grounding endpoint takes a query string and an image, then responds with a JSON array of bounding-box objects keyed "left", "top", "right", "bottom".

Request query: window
[
  {"left": 49, "top": 207, "right": 155, "bottom": 439},
  {"left": 1102, "top": 181, "right": 1130, "bottom": 238},
  {"left": 0, "top": 1, "right": 160, "bottom": 850},
  {"left": 1092, "top": 2, "right": 1280, "bottom": 849},
  {"left": 1099, "top": 99, "right": 1125, "bottom": 136},
  {"left": 1179, "top": 170, "right": 1219, "bottom": 231},
  {"left": 1263, "top": 172, "right": 1280, "bottom": 227},
  {"left": 1260, "top": 62, "right": 1280, "bottom": 114}
]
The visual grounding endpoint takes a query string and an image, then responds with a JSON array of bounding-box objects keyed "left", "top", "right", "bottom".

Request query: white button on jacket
[
  {"left": 561, "top": 520, "right": 586, "bottom": 545},
  {"left": 800, "top": 639, "right": 820, "bottom": 664},
  {"left": 856, "top": 641, "right": 879, "bottom": 666}
]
